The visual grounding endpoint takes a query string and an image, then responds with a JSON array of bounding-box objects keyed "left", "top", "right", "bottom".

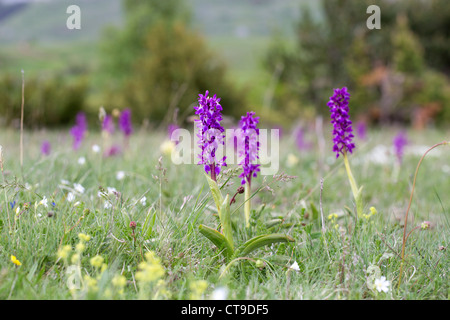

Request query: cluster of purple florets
[
  {"left": 238, "top": 112, "right": 260, "bottom": 185},
  {"left": 194, "top": 91, "right": 227, "bottom": 175},
  {"left": 70, "top": 112, "right": 88, "bottom": 150},
  {"left": 327, "top": 87, "right": 355, "bottom": 158}
]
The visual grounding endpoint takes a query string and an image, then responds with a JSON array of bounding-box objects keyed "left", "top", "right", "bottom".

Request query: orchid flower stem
[
  {"left": 244, "top": 180, "right": 251, "bottom": 228},
  {"left": 398, "top": 141, "right": 449, "bottom": 288},
  {"left": 343, "top": 151, "right": 363, "bottom": 217},
  {"left": 343, "top": 151, "right": 358, "bottom": 198},
  {"left": 211, "top": 162, "right": 216, "bottom": 182}
]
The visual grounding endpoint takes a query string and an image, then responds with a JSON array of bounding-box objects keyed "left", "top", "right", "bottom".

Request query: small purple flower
[
  {"left": 70, "top": 112, "right": 88, "bottom": 150},
  {"left": 10, "top": 201, "right": 16, "bottom": 209},
  {"left": 118, "top": 108, "right": 133, "bottom": 137},
  {"left": 168, "top": 123, "right": 180, "bottom": 145},
  {"left": 356, "top": 121, "right": 367, "bottom": 140},
  {"left": 294, "top": 126, "right": 312, "bottom": 151},
  {"left": 194, "top": 90, "right": 227, "bottom": 179},
  {"left": 238, "top": 111, "right": 260, "bottom": 185},
  {"left": 327, "top": 87, "right": 355, "bottom": 158},
  {"left": 103, "top": 145, "right": 122, "bottom": 157},
  {"left": 168, "top": 123, "right": 179, "bottom": 138},
  {"left": 393, "top": 131, "right": 408, "bottom": 163},
  {"left": 102, "top": 114, "right": 115, "bottom": 135},
  {"left": 41, "top": 140, "right": 51, "bottom": 156}
]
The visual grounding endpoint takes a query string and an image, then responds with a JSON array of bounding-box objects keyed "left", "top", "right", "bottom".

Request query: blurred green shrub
[
  {"left": 99, "top": 0, "right": 245, "bottom": 124},
  {"left": 0, "top": 73, "right": 87, "bottom": 128},
  {"left": 264, "top": 0, "right": 450, "bottom": 126}
]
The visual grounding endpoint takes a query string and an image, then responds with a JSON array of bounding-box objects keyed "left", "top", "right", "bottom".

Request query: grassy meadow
[
  {"left": 0, "top": 0, "right": 449, "bottom": 303},
  {"left": 0, "top": 124, "right": 448, "bottom": 300}
]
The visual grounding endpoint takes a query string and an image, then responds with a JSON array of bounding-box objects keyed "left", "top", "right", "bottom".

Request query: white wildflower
[
  {"left": 92, "top": 144, "right": 101, "bottom": 153},
  {"left": 116, "top": 171, "right": 125, "bottom": 181},
  {"left": 211, "top": 286, "right": 229, "bottom": 300},
  {"left": 67, "top": 192, "right": 75, "bottom": 202},
  {"left": 374, "top": 276, "right": 390, "bottom": 293},
  {"left": 73, "top": 183, "right": 85, "bottom": 194},
  {"left": 289, "top": 261, "right": 300, "bottom": 271}
]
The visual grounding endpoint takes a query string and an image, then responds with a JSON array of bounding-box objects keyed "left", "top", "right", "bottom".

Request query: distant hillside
[
  {"left": 0, "top": 0, "right": 318, "bottom": 44},
  {"left": 0, "top": 0, "right": 123, "bottom": 44},
  {"left": 0, "top": 2, "right": 27, "bottom": 21},
  {"left": 0, "top": 0, "right": 320, "bottom": 90}
]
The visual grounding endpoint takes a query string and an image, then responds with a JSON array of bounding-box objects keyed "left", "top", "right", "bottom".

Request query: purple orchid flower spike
[
  {"left": 327, "top": 87, "right": 355, "bottom": 158},
  {"left": 356, "top": 121, "right": 367, "bottom": 141},
  {"left": 238, "top": 111, "right": 260, "bottom": 186},
  {"left": 294, "top": 125, "right": 312, "bottom": 151},
  {"left": 118, "top": 108, "right": 133, "bottom": 137},
  {"left": 194, "top": 90, "right": 227, "bottom": 181},
  {"left": 102, "top": 114, "right": 115, "bottom": 135},
  {"left": 41, "top": 140, "right": 51, "bottom": 156},
  {"left": 70, "top": 112, "right": 87, "bottom": 150},
  {"left": 393, "top": 131, "right": 408, "bottom": 164}
]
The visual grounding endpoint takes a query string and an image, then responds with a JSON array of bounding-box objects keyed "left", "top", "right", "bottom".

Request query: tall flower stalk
[
  {"left": 238, "top": 111, "right": 260, "bottom": 227},
  {"left": 328, "top": 87, "right": 363, "bottom": 217},
  {"left": 392, "top": 131, "right": 408, "bottom": 182},
  {"left": 118, "top": 108, "right": 133, "bottom": 149},
  {"left": 70, "top": 112, "right": 88, "bottom": 150},
  {"left": 194, "top": 90, "right": 226, "bottom": 182}
]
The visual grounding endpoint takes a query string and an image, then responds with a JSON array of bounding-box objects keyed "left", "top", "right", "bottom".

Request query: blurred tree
[
  {"left": 392, "top": 15, "right": 424, "bottom": 75},
  {"left": 101, "top": 0, "right": 189, "bottom": 83},
  {"left": 404, "top": 0, "right": 450, "bottom": 74},
  {"left": 0, "top": 74, "right": 87, "bottom": 128},
  {"left": 116, "top": 21, "right": 244, "bottom": 123},
  {"left": 100, "top": 0, "right": 244, "bottom": 124},
  {"left": 264, "top": 0, "right": 450, "bottom": 126}
]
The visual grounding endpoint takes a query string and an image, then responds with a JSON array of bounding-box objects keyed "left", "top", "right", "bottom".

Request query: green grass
[{"left": 0, "top": 126, "right": 448, "bottom": 300}]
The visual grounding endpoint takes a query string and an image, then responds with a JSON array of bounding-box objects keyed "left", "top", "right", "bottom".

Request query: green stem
[
  {"left": 398, "top": 141, "right": 448, "bottom": 288},
  {"left": 343, "top": 151, "right": 358, "bottom": 198},
  {"left": 343, "top": 151, "right": 363, "bottom": 217},
  {"left": 244, "top": 180, "right": 251, "bottom": 228}
]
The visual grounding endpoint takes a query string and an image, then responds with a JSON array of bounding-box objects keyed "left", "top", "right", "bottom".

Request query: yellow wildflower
[
  {"left": 11, "top": 255, "right": 22, "bottom": 266},
  {"left": 136, "top": 251, "right": 165, "bottom": 283},
  {"left": 57, "top": 245, "right": 72, "bottom": 260},
  {"left": 112, "top": 274, "right": 127, "bottom": 288},
  {"left": 90, "top": 255, "right": 104, "bottom": 268},
  {"left": 286, "top": 153, "right": 299, "bottom": 168},
  {"left": 75, "top": 242, "right": 86, "bottom": 253},
  {"left": 83, "top": 275, "right": 98, "bottom": 293},
  {"left": 160, "top": 140, "right": 175, "bottom": 157},
  {"left": 71, "top": 253, "right": 80, "bottom": 264},
  {"left": 189, "top": 280, "right": 208, "bottom": 299},
  {"left": 78, "top": 233, "right": 91, "bottom": 242},
  {"left": 328, "top": 213, "right": 338, "bottom": 220}
]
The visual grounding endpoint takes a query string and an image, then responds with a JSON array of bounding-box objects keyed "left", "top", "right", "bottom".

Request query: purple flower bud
[
  {"left": 102, "top": 114, "right": 115, "bottom": 134},
  {"left": 194, "top": 90, "right": 227, "bottom": 177},
  {"left": 41, "top": 140, "right": 51, "bottom": 156},
  {"left": 294, "top": 126, "right": 312, "bottom": 151},
  {"left": 118, "top": 108, "right": 133, "bottom": 137},
  {"left": 393, "top": 131, "right": 408, "bottom": 163},
  {"left": 70, "top": 112, "right": 87, "bottom": 150},
  {"left": 238, "top": 111, "right": 260, "bottom": 185},
  {"left": 327, "top": 87, "right": 355, "bottom": 158},
  {"left": 356, "top": 121, "right": 367, "bottom": 140},
  {"left": 103, "top": 145, "right": 122, "bottom": 157}
]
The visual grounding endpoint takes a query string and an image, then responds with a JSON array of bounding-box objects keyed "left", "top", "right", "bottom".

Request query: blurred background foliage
[{"left": 0, "top": 0, "right": 448, "bottom": 129}]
